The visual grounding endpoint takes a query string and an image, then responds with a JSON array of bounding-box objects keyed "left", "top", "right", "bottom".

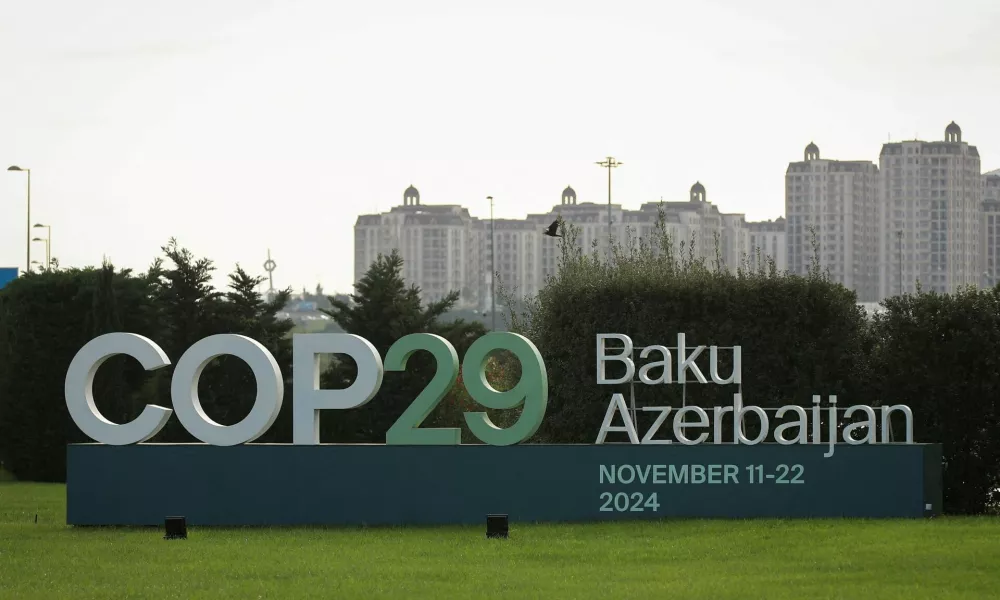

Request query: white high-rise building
[
  {"left": 641, "top": 183, "right": 750, "bottom": 266},
  {"left": 785, "top": 143, "right": 880, "bottom": 301},
  {"left": 747, "top": 217, "right": 786, "bottom": 272},
  {"left": 354, "top": 183, "right": 753, "bottom": 309},
  {"left": 980, "top": 170, "right": 1000, "bottom": 287},
  {"left": 877, "top": 122, "right": 982, "bottom": 298},
  {"left": 353, "top": 186, "right": 485, "bottom": 308}
]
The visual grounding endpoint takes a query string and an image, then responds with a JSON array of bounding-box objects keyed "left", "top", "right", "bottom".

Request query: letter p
[{"left": 292, "top": 334, "right": 384, "bottom": 445}]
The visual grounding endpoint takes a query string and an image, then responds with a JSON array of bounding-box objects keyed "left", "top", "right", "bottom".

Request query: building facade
[
  {"left": 785, "top": 142, "right": 880, "bottom": 302},
  {"left": 354, "top": 183, "right": 762, "bottom": 309},
  {"left": 981, "top": 170, "right": 1000, "bottom": 288},
  {"left": 747, "top": 217, "right": 787, "bottom": 273},
  {"left": 353, "top": 186, "right": 485, "bottom": 308},
  {"left": 877, "top": 122, "right": 982, "bottom": 297}
]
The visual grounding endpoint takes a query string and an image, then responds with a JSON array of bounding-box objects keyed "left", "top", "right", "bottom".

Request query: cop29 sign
[
  {"left": 65, "top": 331, "right": 546, "bottom": 447},
  {"left": 66, "top": 331, "right": 915, "bottom": 454},
  {"left": 63, "top": 331, "right": 940, "bottom": 526}
]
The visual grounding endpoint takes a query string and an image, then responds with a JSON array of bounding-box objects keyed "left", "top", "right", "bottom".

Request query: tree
[
  {"left": 871, "top": 287, "right": 1000, "bottom": 514},
  {"left": 0, "top": 264, "right": 161, "bottom": 480},
  {"left": 497, "top": 205, "right": 869, "bottom": 444},
  {"left": 85, "top": 260, "right": 163, "bottom": 431},
  {"left": 319, "top": 250, "right": 486, "bottom": 442},
  {"left": 208, "top": 265, "right": 294, "bottom": 442}
]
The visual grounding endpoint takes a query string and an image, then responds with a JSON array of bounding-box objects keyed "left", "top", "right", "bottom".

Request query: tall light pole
[
  {"left": 32, "top": 223, "right": 51, "bottom": 271},
  {"left": 488, "top": 196, "right": 496, "bottom": 331},
  {"left": 896, "top": 230, "right": 903, "bottom": 295},
  {"left": 595, "top": 157, "right": 622, "bottom": 262},
  {"left": 7, "top": 166, "right": 30, "bottom": 273}
]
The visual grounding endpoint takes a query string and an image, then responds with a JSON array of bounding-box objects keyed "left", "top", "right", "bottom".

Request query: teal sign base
[{"left": 66, "top": 443, "right": 942, "bottom": 526}]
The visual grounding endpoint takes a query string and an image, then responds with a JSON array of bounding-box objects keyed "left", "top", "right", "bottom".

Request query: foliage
[
  {"left": 496, "top": 205, "right": 869, "bottom": 445},
  {"left": 142, "top": 239, "right": 295, "bottom": 444},
  {"left": 0, "top": 265, "right": 159, "bottom": 481},
  {"left": 0, "top": 240, "right": 295, "bottom": 480},
  {"left": 319, "top": 250, "right": 488, "bottom": 443},
  {"left": 870, "top": 286, "right": 1000, "bottom": 514}
]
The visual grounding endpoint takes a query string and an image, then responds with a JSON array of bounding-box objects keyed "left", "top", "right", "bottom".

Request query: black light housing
[
  {"left": 164, "top": 516, "right": 187, "bottom": 540},
  {"left": 486, "top": 514, "right": 508, "bottom": 539}
]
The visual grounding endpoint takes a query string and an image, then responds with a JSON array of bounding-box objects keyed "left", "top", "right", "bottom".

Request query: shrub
[{"left": 498, "top": 208, "right": 869, "bottom": 445}]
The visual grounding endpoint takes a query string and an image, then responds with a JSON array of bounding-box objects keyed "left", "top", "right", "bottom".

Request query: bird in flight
[{"left": 544, "top": 220, "right": 562, "bottom": 237}]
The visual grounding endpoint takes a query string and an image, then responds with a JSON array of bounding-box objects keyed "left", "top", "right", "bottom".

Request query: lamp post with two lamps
[
  {"left": 6, "top": 165, "right": 31, "bottom": 274},
  {"left": 31, "top": 223, "right": 51, "bottom": 271}
]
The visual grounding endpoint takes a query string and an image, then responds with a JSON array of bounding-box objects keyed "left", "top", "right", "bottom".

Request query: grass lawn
[{"left": 1, "top": 482, "right": 999, "bottom": 599}]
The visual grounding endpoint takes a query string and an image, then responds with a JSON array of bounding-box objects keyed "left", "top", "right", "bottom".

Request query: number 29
[{"left": 325, "top": 331, "right": 548, "bottom": 446}]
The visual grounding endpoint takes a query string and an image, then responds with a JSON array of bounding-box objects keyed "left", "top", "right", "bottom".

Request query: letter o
[
  {"left": 170, "top": 334, "right": 283, "bottom": 446},
  {"left": 617, "top": 464, "right": 636, "bottom": 484},
  {"left": 64, "top": 333, "right": 173, "bottom": 445}
]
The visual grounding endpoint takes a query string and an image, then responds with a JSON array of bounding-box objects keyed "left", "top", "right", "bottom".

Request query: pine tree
[
  {"left": 147, "top": 239, "right": 226, "bottom": 441},
  {"left": 87, "top": 260, "right": 128, "bottom": 425},
  {"left": 319, "top": 250, "right": 485, "bottom": 442},
  {"left": 210, "top": 265, "right": 294, "bottom": 441}
]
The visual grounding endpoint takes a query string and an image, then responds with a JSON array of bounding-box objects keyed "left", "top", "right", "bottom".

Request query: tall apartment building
[
  {"left": 529, "top": 183, "right": 752, "bottom": 282},
  {"left": 980, "top": 170, "right": 1000, "bottom": 287},
  {"left": 785, "top": 143, "right": 880, "bottom": 301},
  {"left": 878, "top": 122, "right": 982, "bottom": 297},
  {"left": 641, "top": 183, "right": 748, "bottom": 265},
  {"left": 353, "top": 186, "right": 485, "bottom": 308},
  {"left": 355, "top": 183, "right": 759, "bottom": 309},
  {"left": 522, "top": 186, "right": 629, "bottom": 284},
  {"left": 747, "top": 217, "right": 787, "bottom": 272}
]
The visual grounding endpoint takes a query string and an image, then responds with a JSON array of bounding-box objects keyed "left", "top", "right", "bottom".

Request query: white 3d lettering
[
  {"left": 593, "top": 333, "right": 915, "bottom": 458},
  {"left": 65, "top": 332, "right": 383, "bottom": 446}
]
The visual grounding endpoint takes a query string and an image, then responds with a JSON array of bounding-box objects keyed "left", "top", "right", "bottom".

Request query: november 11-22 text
[{"left": 597, "top": 463, "right": 806, "bottom": 513}]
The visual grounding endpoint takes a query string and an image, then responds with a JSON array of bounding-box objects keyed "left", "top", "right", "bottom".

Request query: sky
[{"left": 2, "top": 0, "right": 999, "bottom": 295}]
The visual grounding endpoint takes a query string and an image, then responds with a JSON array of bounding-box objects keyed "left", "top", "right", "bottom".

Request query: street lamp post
[
  {"left": 488, "top": 195, "right": 496, "bottom": 331},
  {"left": 595, "top": 157, "right": 622, "bottom": 262},
  {"left": 7, "top": 166, "right": 31, "bottom": 273},
  {"left": 896, "top": 230, "right": 903, "bottom": 296},
  {"left": 32, "top": 223, "right": 51, "bottom": 271}
]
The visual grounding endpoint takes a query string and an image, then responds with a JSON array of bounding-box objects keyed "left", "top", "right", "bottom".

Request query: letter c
[{"left": 64, "top": 333, "right": 173, "bottom": 445}]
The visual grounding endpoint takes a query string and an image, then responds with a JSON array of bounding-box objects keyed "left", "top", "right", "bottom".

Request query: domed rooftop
[
  {"left": 690, "top": 182, "right": 706, "bottom": 202},
  {"left": 804, "top": 142, "right": 820, "bottom": 161},
  {"left": 561, "top": 185, "right": 577, "bottom": 205},
  {"left": 945, "top": 121, "right": 962, "bottom": 143},
  {"left": 403, "top": 185, "right": 420, "bottom": 206}
]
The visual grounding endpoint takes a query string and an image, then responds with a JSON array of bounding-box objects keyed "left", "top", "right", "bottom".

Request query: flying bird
[{"left": 544, "top": 220, "right": 562, "bottom": 237}]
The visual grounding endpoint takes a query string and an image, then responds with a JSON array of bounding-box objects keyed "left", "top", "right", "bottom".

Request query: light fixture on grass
[
  {"left": 486, "top": 514, "right": 508, "bottom": 539},
  {"left": 164, "top": 516, "right": 187, "bottom": 540}
]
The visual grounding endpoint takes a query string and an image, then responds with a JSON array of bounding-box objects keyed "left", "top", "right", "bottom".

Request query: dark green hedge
[
  {"left": 871, "top": 289, "right": 1000, "bottom": 514},
  {"left": 505, "top": 217, "right": 869, "bottom": 446},
  {"left": 496, "top": 213, "right": 999, "bottom": 514},
  {"left": 0, "top": 267, "right": 151, "bottom": 481},
  {"left": 0, "top": 241, "right": 293, "bottom": 481}
]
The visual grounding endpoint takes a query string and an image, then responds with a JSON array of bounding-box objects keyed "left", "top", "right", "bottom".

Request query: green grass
[{"left": 1, "top": 483, "right": 999, "bottom": 599}]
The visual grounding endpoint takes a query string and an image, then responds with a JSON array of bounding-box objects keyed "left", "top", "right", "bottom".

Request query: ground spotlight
[
  {"left": 164, "top": 516, "right": 187, "bottom": 540},
  {"left": 486, "top": 514, "right": 508, "bottom": 539}
]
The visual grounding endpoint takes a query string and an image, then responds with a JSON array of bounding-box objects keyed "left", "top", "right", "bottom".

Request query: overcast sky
[{"left": 2, "top": 0, "right": 999, "bottom": 294}]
